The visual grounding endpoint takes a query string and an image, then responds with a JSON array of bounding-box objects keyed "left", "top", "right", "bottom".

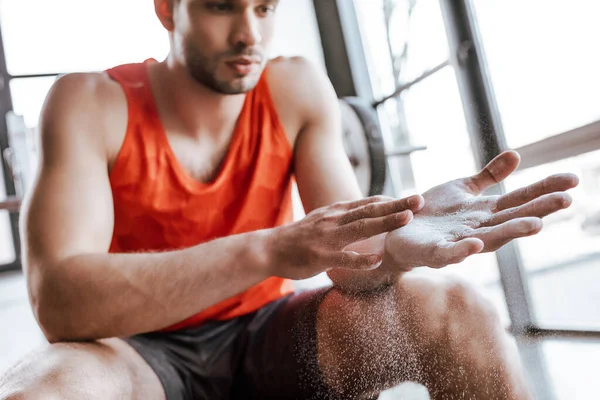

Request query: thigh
[
  {"left": 234, "top": 276, "right": 451, "bottom": 400},
  {"left": 125, "top": 317, "right": 254, "bottom": 400},
  {"left": 0, "top": 338, "right": 165, "bottom": 400},
  {"left": 247, "top": 273, "right": 455, "bottom": 400},
  {"left": 234, "top": 287, "right": 344, "bottom": 400},
  {"left": 317, "top": 271, "right": 509, "bottom": 396}
]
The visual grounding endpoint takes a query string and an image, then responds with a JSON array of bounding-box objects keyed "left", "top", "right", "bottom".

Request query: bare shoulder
[
  {"left": 266, "top": 56, "right": 338, "bottom": 115},
  {"left": 265, "top": 57, "right": 340, "bottom": 144},
  {"left": 42, "top": 72, "right": 125, "bottom": 124},
  {"left": 39, "top": 72, "right": 127, "bottom": 163}
]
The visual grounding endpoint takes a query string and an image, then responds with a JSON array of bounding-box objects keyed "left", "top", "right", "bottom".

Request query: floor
[{"left": 1, "top": 271, "right": 600, "bottom": 399}]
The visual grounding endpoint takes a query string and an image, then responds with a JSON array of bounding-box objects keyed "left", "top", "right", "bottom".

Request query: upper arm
[
  {"left": 269, "top": 58, "right": 363, "bottom": 213},
  {"left": 21, "top": 73, "right": 122, "bottom": 286}
]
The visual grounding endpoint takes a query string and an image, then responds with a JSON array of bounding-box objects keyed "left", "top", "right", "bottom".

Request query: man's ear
[{"left": 154, "top": 0, "right": 175, "bottom": 31}]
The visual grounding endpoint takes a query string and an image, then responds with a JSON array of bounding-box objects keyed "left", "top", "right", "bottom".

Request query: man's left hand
[{"left": 384, "top": 150, "right": 579, "bottom": 270}]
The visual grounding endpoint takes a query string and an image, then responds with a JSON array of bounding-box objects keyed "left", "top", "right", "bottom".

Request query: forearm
[{"left": 33, "top": 229, "right": 272, "bottom": 342}]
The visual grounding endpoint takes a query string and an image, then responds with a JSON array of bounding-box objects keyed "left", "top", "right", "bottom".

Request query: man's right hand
[{"left": 266, "top": 195, "right": 423, "bottom": 280}]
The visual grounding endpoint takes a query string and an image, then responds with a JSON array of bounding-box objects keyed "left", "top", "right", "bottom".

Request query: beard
[{"left": 183, "top": 40, "right": 266, "bottom": 95}]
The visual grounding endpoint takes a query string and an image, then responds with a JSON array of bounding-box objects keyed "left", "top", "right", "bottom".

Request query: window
[
  {"left": 471, "top": 0, "right": 600, "bottom": 330},
  {"left": 9, "top": 77, "right": 56, "bottom": 128},
  {"left": 504, "top": 150, "right": 600, "bottom": 329},
  {"left": 472, "top": 0, "right": 600, "bottom": 149},
  {"left": 0, "top": 0, "right": 169, "bottom": 128},
  {"left": 0, "top": 0, "right": 169, "bottom": 76},
  {"left": 355, "top": 0, "right": 600, "bottom": 333},
  {"left": 0, "top": 0, "right": 170, "bottom": 268},
  {"left": 355, "top": 0, "right": 448, "bottom": 101},
  {"left": 0, "top": 172, "right": 15, "bottom": 264},
  {"left": 353, "top": 0, "right": 509, "bottom": 324}
]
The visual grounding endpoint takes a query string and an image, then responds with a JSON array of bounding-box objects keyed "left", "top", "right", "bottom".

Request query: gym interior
[{"left": 0, "top": 0, "right": 599, "bottom": 399}]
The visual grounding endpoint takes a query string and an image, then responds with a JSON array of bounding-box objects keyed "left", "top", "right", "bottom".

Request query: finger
[
  {"left": 339, "top": 195, "right": 424, "bottom": 225},
  {"left": 469, "top": 151, "right": 521, "bottom": 194},
  {"left": 433, "top": 238, "right": 484, "bottom": 267},
  {"left": 485, "top": 192, "right": 572, "bottom": 227},
  {"left": 495, "top": 173, "right": 579, "bottom": 211},
  {"left": 337, "top": 210, "right": 414, "bottom": 245},
  {"left": 471, "top": 217, "right": 543, "bottom": 252},
  {"left": 325, "top": 251, "right": 383, "bottom": 270},
  {"left": 333, "top": 195, "right": 395, "bottom": 211}
]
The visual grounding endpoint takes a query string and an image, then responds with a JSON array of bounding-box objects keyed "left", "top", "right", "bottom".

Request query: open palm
[{"left": 384, "top": 151, "right": 579, "bottom": 269}]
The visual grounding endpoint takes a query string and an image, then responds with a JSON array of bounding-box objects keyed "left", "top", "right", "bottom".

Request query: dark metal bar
[
  {"left": 438, "top": 0, "right": 503, "bottom": 166},
  {"left": 312, "top": 0, "right": 357, "bottom": 98},
  {"left": 373, "top": 60, "right": 450, "bottom": 108},
  {"left": 0, "top": 18, "right": 21, "bottom": 272},
  {"left": 335, "top": 0, "right": 375, "bottom": 101},
  {"left": 9, "top": 72, "right": 61, "bottom": 80},
  {"left": 513, "top": 336, "right": 556, "bottom": 400},
  {"left": 312, "top": 0, "right": 374, "bottom": 100},
  {"left": 438, "top": 0, "right": 535, "bottom": 336},
  {"left": 512, "top": 327, "right": 600, "bottom": 400},
  {"left": 0, "top": 260, "right": 21, "bottom": 274},
  {"left": 495, "top": 246, "right": 536, "bottom": 333},
  {"left": 524, "top": 327, "right": 600, "bottom": 339}
]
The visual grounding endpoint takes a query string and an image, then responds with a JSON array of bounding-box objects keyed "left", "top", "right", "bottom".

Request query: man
[{"left": 0, "top": 0, "right": 578, "bottom": 399}]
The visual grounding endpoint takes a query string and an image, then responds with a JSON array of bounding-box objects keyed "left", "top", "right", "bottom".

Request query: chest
[
  {"left": 108, "top": 100, "right": 299, "bottom": 184},
  {"left": 164, "top": 123, "right": 297, "bottom": 185},
  {"left": 167, "top": 133, "right": 234, "bottom": 184}
]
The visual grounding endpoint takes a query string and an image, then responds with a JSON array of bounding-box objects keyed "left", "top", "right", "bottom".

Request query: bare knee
[
  {"left": 400, "top": 275, "right": 503, "bottom": 350},
  {"left": 411, "top": 276, "right": 512, "bottom": 377},
  {"left": 1, "top": 391, "right": 61, "bottom": 400},
  {"left": 0, "top": 341, "right": 134, "bottom": 400},
  {"left": 416, "top": 279, "right": 532, "bottom": 398},
  {"left": 443, "top": 279, "right": 503, "bottom": 341}
]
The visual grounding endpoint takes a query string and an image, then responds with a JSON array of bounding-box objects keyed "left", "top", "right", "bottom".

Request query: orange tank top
[{"left": 106, "top": 59, "right": 296, "bottom": 332}]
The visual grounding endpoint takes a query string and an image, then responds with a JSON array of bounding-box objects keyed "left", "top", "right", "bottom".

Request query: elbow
[
  {"left": 34, "top": 301, "right": 95, "bottom": 344},
  {"left": 30, "top": 273, "right": 85, "bottom": 343},
  {"left": 45, "top": 333, "right": 66, "bottom": 345},
  {"left": 32, "top": 293, "right": 75, "bottom": 344},
  {"left": 27, "top": 257, "right": 103, "bottom": 343},
  {"left": 27, "top": 257, "right": 116, "bottom": 342},
  {"left": 33, "top": 287, "right": 110, "bottom": 343},
  {"left": 35, "top": 310, "right": 65, "bottom": 344}
]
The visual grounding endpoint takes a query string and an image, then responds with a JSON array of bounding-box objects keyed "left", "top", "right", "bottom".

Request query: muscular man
[{"left": 0, "top": 0, "right": 578, "bottom": 399}]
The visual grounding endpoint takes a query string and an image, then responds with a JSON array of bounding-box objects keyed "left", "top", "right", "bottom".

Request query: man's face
[{"left": 170, "top": 0, "right": 279, "bottom": 94}]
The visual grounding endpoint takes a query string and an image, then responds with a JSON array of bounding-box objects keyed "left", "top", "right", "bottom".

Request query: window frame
[
  {"left": 314, "top": 0, "right": 600, "bottom": 338},
  {"left": 0, "top": 21, "right": 21, "bottom": 273},
  {"left": 440, "top": 0, "right": 600, "bottom": 336},
  {"left": 0, "top": 19, "right": 63, "bottom": 273},
  {"left": 322, "top": 1, "right": 600, "bottom": 396}
]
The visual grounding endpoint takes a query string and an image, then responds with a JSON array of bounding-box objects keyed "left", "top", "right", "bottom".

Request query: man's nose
[{"left": 230, "top": 9, "right": 262, "bottom": 48}]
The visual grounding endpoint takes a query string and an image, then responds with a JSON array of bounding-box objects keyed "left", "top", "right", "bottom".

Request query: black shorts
[{"left": 124, "top": 287, "right": 348, "bottom": 400}]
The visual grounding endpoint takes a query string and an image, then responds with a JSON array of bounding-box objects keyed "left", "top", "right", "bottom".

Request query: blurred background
[{"left": 0, "top": 0, "right": 599, "bottom": 399}]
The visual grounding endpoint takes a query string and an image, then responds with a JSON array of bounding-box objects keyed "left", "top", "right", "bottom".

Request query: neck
[{"left": 148, "top": 56, "right": 247, "bottom": 139}]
